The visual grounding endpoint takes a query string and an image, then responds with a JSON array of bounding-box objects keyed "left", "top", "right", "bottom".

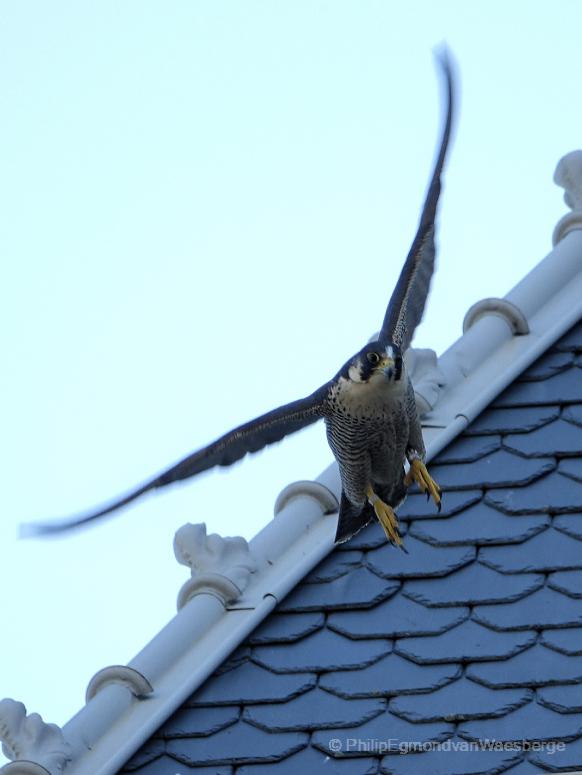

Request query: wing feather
[
  {"left": 23, "top": 384, "right": 330, "bottom": 535},
  {"left": 379, "top": 49, "right": 456, "bottom": 351}
]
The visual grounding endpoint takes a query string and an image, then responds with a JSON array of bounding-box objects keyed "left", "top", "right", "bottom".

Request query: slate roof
[{"left": 118, "top": 318, "right": 582, "bottom": 774}]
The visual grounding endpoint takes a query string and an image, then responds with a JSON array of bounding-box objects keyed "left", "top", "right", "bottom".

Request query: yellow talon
[
  {"left": 404, "top": 458, "right": 442, "bottom": 511},
  {"left": 366, "top": 485, "right": 403, "bottom": 547}
]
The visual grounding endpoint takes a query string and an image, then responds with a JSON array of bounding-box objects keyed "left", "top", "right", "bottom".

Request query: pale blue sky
[{"left": 1, "top": 0, "right": 579, "bottom": 749}]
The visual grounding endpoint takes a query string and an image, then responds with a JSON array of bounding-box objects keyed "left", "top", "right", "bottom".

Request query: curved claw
[
  {"left": 366, "top": 486, "right": 403, "bottom": 548},
  {"left": 404, "top": 458, "right": 442, "bottom": 512}
]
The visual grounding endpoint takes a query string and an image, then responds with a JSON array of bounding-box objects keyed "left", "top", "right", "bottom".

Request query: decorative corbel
[
  {"left": 174, "top": 523, "right": 258, "bottom": 609},
  {"left": 0, "top": 699, "right": 71, "bottom": 774},
  {"left": 553, "top": 150, "right": 582, "bottom": 245}
]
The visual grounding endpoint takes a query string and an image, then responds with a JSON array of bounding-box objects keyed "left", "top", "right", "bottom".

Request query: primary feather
[
  {"left": 379, "top": 50, "right": 455, "bottom": 352},
  {"left": 22, "top": 386, "right": 330, "bottom": 535}
]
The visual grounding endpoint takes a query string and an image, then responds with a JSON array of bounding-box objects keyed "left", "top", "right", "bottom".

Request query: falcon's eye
[{"left": 367, "top": 352, "right": 380, "bottom": 365}]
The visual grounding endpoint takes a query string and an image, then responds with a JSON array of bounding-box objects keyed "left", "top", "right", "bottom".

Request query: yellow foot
[
  {"left": 404, "top": 457, "right": 442, "bottom": 511},
  {"left": 366, "top": 486, "right": 403, "bottom": 548}
]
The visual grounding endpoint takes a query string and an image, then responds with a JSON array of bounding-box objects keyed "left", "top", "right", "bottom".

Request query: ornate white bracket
[
  {"left": 405, "top": 348, "right": 447, "bottom": 416},
  {"left": 553, "top": 150, "right": 582, "bottom": 245},
  {"left": 85, "top": 666, "right": 153, "bottom": 703},
  {"left": 274, "top": 480, "right": 338, "bottom": 517},
  {"left": 174, "top": 523, "right": 258, "bottom": 609},
  {"left": 0, "top": 700, "right": 70, "bottom": 774},
  {"left": 463, "top": 298, "right": 529, "bottom": 336}
]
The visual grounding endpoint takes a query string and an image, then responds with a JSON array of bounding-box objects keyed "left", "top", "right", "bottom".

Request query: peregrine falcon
[{"left": 25, "top": 51, "right": 455, "bottom": 546}]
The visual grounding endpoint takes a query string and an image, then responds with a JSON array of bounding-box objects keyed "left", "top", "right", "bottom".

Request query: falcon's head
[{"left": 342, "top": 342, "right": 403, "bottom": 385}]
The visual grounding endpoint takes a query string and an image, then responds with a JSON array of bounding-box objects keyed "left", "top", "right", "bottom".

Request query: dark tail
[{"left": 334, "top": 492, "right": 373, "bottom": 543}]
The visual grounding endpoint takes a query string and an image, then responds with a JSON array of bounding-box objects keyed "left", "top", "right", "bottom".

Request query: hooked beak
[{"left": 379, "top": 356, "right": 395, "bottom": 380}]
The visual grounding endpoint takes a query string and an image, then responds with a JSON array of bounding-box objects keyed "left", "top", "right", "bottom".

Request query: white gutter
[{"left": 3, "top": 150, "right": 582, "bottom": 775}]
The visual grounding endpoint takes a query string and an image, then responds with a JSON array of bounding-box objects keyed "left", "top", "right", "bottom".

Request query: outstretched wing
[
  {"left": 378, "top": 49, "right": 456, "bottom": 352},
  {"left": 23, "top": 384, "right": 331, "bottom": 536}
]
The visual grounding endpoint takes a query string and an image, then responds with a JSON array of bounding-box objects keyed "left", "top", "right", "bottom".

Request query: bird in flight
[{"left": 25, "top": 50, "right": 455, "bottom": 546}]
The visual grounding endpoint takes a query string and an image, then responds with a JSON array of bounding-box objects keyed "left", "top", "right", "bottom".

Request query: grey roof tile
[
  {"left": 458, "top": 701, "right": 582, "bottom": 743},
  {"left": 501, "top": 762, "right": 548, "bottom": 775},
  {"left": 553, "top": 513, "right": 582, "bottom": 539},
  {"left": 541, "top": 627, "right": 582, "bottom": 656},
  {"left": 538, "top": 684, "right": 582, "bottom": 713},
  {"left": 493, "top": 368, "right": 582, "bottom": 407},
  {"left": 553, "top": 320, "right": 582, "bottom": 351},
  {"left": 167, "top": 722, "right": 307, "bottom": 766},
  {"left": 518, "top": 350, "right": 574, "bottom": 381},
  {"left": 251, "top": 628, "right": 391, "bottom": 673},
  {"left": 380, "top": 743, "right": 523, "bottom": 775},
  {"left": 278, "top": 566, "right": 399, "bottom": 612},
  {"left": 463, "top": 405, "right": 560, "bottom": 436},
  {"left": 311, "top": 710, "right": 454, "bottom": 757},
  {"left": 435, "top": 435, "right": 501, "bottom": 464},
  {"left": 467, "top": 644, "right": 582, "bottom": 688},
  {"left": 248, "top": 612, "right": 325, "bottom": 645},
  {"left": 529, "top": 734, "right": 582, "bottom": 772},
  {"left": 394, "top": 620, "right": 536, "bottom": 664},
  {"left": 304, "top": 550, "right": 363, "bottom": 582},
  {"left": 473, "top": 587, "right": 582, "bottom": 631},
  {"left": 428, "top": 451, "right": 555, "bottom": 491},
  {"left": 129, "top": 758, "right": 232, "bottom": 775},
  {"left": 237, "top": 747, "right": 379, "bottom": 774},
  {"left": 479, "top": 529, "right": 582, "bottom": 574},
  {"left": 157, "top": 706, "right": 238, "bottom": 738},
  {"left": 319, "top": 653, "right": 461, "bottom": 698},
  {"left": 487, "top": 471, "right": 582, "bottom": 514},
  {"left": 189, "top": 662, "right": 316, "bottom": 706},
  {"left": 563, "top": 403, "right": 582, "bottom": 427},
  {"left": 122, "top": 740, "right": 165, "bottom": 771},
  {"left": 548, "top": 570, "right": 582, "bottom": 598},
  {"left": 558, "top": 457, "right": 582, "bottom": 483},
  {"left": 366, "top": 537, "right": 475, "bottom": 579},
  {"left": 243, "top": 687, "right": 385, "bottom": 732},
  {"left": 215, "top": 645, "right": 250, "bottom": 675},
  {"left": 336, "top": 520, "right": 392, "bottom": 550},
  {"left": 504, "top": 419, "right": 582, "bottom": 458},
  {"left": 396, "top": 489, "right": 483, "bottom": 520},
  {"left": 409, "top": 502, "right": 550, "bottom": 547},
  {"left": 390, "top": 678, "right": 532, "bottom": 723},
  {"left": 327, "top": 593, "right": 469, "bottom": 639},
  {"left": 403, "top": 563, "right": 544, "bottom": 608}
]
